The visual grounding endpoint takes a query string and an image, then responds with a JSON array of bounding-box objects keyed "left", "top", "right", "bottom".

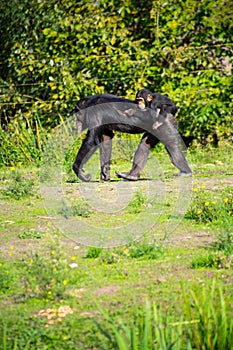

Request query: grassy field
[{"left": 0, "top": 142, "right": 233, "bottom": 349}]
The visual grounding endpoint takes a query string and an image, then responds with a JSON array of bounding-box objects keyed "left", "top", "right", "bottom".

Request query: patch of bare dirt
[
  {"left": 163, "top": 230, "right": 215, "bottom": 248},
  {"left": 94, "top": 285, "right": 119, "bottom": 297}
]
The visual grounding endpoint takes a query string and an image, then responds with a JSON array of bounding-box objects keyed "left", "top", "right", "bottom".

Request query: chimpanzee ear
[{"left": 146, "top": 94, "right": 153, "bottom": 102}]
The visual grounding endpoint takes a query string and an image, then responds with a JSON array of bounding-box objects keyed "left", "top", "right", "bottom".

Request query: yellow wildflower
[
  {"left": 223, "top": 198, "right": 229, "bottom": 203},
  {"left": 71, "top": 256, "right": 76, "bottom": 261},
  {"left": 205, "top": 201, "right": 210, "bottom": 206},
  {"left": 63, "top": 280, "right": 68, "bottom": 286}
]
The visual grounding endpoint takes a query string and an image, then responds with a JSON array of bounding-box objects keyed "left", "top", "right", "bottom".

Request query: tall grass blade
[{"left": 3, "top": 324, "right": 7, "bottom": 350}]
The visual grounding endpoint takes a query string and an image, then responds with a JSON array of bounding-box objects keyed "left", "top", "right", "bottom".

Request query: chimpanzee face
[{"left": 135, "top": 89, "right": 154, "bottom": 110}]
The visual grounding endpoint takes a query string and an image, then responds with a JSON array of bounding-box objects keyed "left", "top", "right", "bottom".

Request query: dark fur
[
  {"left": 72, "top": 92, "right": 191, "bottom": 182},
  {"left": 136, "top": 89, "right": 178, "bottom": 115}
]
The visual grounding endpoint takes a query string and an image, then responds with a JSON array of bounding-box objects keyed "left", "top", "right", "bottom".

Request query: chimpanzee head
[
  {"left": 135, "top": 89, "right": 154, "bottom": 110},
  {"left": 136, "top": 89, "right": 178, "bottom": 116}
]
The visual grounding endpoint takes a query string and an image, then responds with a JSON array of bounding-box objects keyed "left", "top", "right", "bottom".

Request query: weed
[
  {"left": 128, "top": 238, "right": 164, "bottom": 260},
  {"left": 96, "top": 281, "right": 233, "bottom": 349},
  {"left": 212, "top": 230, "right": 233, "bottom": 256},
  {"left": 185, "top": 185, "right": 233, "bottom": 224},
  {"left": 60, "top": 200, "right": 91, "bottom": 218},
  {"left": 183, "top": 280, "right": 233, "bottom": 350},
  {"left": 191, "top": 228, "right": 233, "bottom": 270},
  {"left": 1, "top": 170, "right": 34, "bottom": 200},
  {"left": 0, "top": 259, "right": 16, "bottom": 294},
  {"left": 127, "top": 190, "right": 148, "bottom": 214},
  {"left": 85, "top": 247, "right": 103, "bottom": 259},
  {"left": 18, "top": 229, "right": 45, "bottom": 240},
  {"left": 71, "top": 203, "right": 91, "bottom": 218},
  {"left": 84, "top": 239, "right": 164, "bottom": 262},
  {"left": 100, "top": 251, "right": 120, "bottom": 264},
  {"left": 22, "top": 247, "right": 71, "bottom": 299},
  {"left": 191, "top": 251, "right": 231, "bottom": 269},
  {"left": 95, "top": 301, "right": 182, "bottom": 350}
]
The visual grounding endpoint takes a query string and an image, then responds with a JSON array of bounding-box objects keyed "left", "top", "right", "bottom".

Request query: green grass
[
  {"left": 0, "top": 170, "right": 35, "bottom": 200},
  {"left": 126, "top": 190, "right": 148, "bottom": 214},
  {"left": 0, "top": 145, "right": 233, "bottom": 349},
  {"left": 96, "top": 281, "right": 233, "bottom": 349},
  {"left": 185, "top": 184, "right": 233, "bottom": 225}
]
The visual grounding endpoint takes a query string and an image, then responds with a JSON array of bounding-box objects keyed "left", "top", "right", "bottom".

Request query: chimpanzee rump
[{"left": 72, "top": 92, "right": 192, "bottom": 182}]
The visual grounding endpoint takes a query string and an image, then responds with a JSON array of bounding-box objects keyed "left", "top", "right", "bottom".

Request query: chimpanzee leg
[
  {"left": 153, "top": 122, "right": 192, "bottom": 176},
  {"left": 165, "top": 142, "right": 192, "bottom": 176},
  {"left": 99, "top": 130, "right": 114, "bottom": 181},
  {"left": 116, "top": 133, "right": 159, "bottom": 180},
  {"left": 73, "top": 129, "right": 98, "bottom": 182}
]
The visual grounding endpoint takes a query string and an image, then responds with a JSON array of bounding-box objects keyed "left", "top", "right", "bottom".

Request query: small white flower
[{"left": 69, "top": 263, "right": 78, "bottom": 269}]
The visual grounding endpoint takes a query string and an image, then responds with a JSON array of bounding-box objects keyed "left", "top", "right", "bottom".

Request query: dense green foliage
[{"left": 0, "top": 0, "right": 232, "bottom": 165}]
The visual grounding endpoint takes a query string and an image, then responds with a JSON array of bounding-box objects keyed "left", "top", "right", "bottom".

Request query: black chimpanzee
[{"left": 72, "top": 90, "right": 192, "bottom": 182}]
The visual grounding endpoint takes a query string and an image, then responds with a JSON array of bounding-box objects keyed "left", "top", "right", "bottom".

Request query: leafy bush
[{"left": 1, "top": 0, "right": 233, "bottom": 165}]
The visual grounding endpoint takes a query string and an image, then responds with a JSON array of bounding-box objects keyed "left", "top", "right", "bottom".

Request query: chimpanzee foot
[
  {"left": 100, "top": 173, "right": 110, "bottom": 182},
  {"left": 115, "top": 171, "right": 140, "bottom": 181},
  {"left": 78, "top": 170, "right": 92, "bottom": 182},
  {"left": 100, "top": 167, "right": 110, "bottom": 182},
  {"left": 173, "top": 172, "right": 192, "bottom": 178},
  {"left": 73, "top": 163, "right": 91, "bottom": 182}
]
